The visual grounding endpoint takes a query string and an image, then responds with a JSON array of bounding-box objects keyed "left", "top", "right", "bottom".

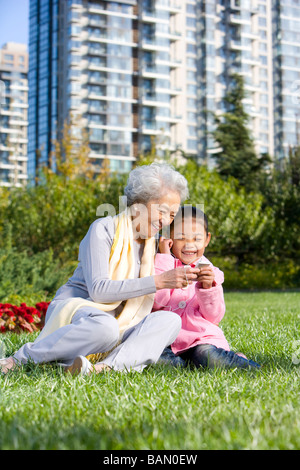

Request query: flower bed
[{"left": 0, "top": 302, "right": 50, "bottom": 334}]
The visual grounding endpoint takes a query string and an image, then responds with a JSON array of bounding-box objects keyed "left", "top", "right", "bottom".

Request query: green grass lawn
[{"left": 0, "top": 291, "right": 300, "bottom": 450}]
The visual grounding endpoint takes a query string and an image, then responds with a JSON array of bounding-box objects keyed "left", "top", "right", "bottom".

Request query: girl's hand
[
  {"left": 154, "top": 266, "right": 200, "bottom": 290},
  {"left": 158, "top": 236, "right": 173, "bottom": 254},
  {"left": 197, "top": 266, "right": 215, "bottom": 289}
]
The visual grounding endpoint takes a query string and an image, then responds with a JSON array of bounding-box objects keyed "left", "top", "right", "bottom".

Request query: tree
[
  {"left": 180, "top": 159, "right": 274, "bottom": 262},
  {"left": 213, "top": 74, "right": 270, "bottom": 191},
  {"left": 259, "top": 145, "right": 300, "bottom": 259},
  {"left": 287, "top": 145, "right": 300, "bottom": 188},
  {"left": 50, "top": 115, "right": 93, "bottom": 181},
  {"left": 50, "top": 116, "right": 115, "bottom": 187}
]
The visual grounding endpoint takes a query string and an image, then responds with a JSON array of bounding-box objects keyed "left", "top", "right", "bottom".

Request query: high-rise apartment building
[
  {"left": 0, "top": 43, "right": 29, "bottom": 187},
  {"left": 272, "top": 0, "right": 300, "bottom": 159},
  {"left": 196, "top": 0, "right": 275, "bottom": 160},
  {"left": 28, "top": 0, "right": 188, "bottom": 178},
  {"left": 27, "top": 0, "right": 300, "bottom": 180}
]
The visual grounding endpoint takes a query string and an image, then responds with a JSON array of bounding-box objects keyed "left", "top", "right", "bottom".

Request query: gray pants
[{"left": 13, "top": 307, "right": 181, "bottom": 372}]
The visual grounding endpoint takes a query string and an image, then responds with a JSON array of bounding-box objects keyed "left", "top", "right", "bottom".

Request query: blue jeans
[
  {"left": 160, "top": 345, "right": 260, "bottom": 370},
  {"left": 181, "top": 344, "right": 261, "bottom": 370}
]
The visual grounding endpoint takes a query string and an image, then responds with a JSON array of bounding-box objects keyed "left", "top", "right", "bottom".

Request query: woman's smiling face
[
  {"left": 132, "top": 191, "right": 181, "bottom": 240},
  {"left": 170, "top": 217, "right": 211, "bottom": 265}
]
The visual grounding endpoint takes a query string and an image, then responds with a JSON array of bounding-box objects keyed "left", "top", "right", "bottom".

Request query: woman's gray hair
[{"left": 124, "top": 163, "right": 189, "bottom": 206}]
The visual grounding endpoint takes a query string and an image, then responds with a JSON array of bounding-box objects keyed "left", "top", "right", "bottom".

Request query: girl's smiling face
[{"left": 171, "top": 217, "right": 211, "bottom": 265}]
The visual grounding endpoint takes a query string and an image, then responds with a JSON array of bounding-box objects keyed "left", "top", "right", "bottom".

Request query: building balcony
[
  {"left": 141, "top": 121, "right": 171, "bottom": 135},
  {"left": 157, "top": 1, "right": 182, "bottom": 13},
  {"left": 140, "top": 92, "right": 171, "bottom": 105},
  {"left": 0, "top": 126, "right": 15, "bottom": 134},
  {"left": 141, "top": 37, "right": 170, "bottom": 51},
  {"left": 158, "top": 114, "right": 182, "bottom": 124},
  {"left": 229, "top": 39, "right": 251, "bottom": 51},
  {"left": 141, "top": 63, "right": 170, "bottom": 77},
  {"left": 10, "top": 84, "right": 29, "bottom": 92},
  {"left": 9, "top": 119, "right": 28, "bottom": 126},
  {"left": 169, "top": 87, "right": 182, "bottom": 96},
  {"left": 242, "top": 56, "right": 261, "bottom": 66},
  {"left": 88, "top": 46, "right": 106, "bottom": 55},
  {"left": 0, "top": 162, "right": 12, "bottom": 170},
  {"left": 244, "top": 82, "right": 261, "bottom": 93},
  {"left": 169, "top": 31, "right": 182, "bottom": 41},
  {"left": 88, "top": 18, "right": 107, "bottom": 28},
  {"left": 0, "top": 109, "right": 14, "bottom": 116},
  {"left": 87, "top": 3, "right": 137, "bottom": 18},
  {"left": 9, "top": 138, "right": 28, "bottom": 145},
  {"left": 169, "top": 59, "right": 182, "bottom": 69},
  {"left": 9, "top": 154, "right": 28, "bottom": 162},
  {"left": 141, "top": 11, "right": 162, "bottom": 23},
  {"left": 229, "top": 14, "right": 251, "bottom": 25},
  {"left": 142, "top": 120, "right": 158, "bottom": 130}
]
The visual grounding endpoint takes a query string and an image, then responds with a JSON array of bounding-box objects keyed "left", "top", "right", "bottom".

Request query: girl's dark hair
[{"left": 170, "top": 206, "right": 209, "bottom": 236}]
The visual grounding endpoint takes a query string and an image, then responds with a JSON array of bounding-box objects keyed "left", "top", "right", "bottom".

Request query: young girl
[{"left": 153, "top": 206, "right": 260, "bottom": 370}]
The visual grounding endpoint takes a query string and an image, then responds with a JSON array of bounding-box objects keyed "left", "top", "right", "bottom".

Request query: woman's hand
[
  {"left": 154, "top": 266, "right": 200, "bottom": 290},
  {"left": 197, "top": 266, "right": 215, "bottom": 289}
]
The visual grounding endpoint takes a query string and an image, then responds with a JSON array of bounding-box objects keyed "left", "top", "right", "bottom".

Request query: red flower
[
  {"left": 35, "top": 302, "right": 50, "bottom": 314},
  {"left": 12, "top": 306, "right": 20, "bottom": 314},
  {"left": 6, "top": 311, "right": 16, "bottom": 319},
  {"left": 0, "top": 301, "right": 48, "bottom": 334},
  {"left": 23, "top": 313, "right": 34, "bottom": 323}
]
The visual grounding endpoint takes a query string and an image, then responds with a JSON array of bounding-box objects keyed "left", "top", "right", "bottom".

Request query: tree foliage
[
  {"left": 213, "top": 74, "right": 270, "bottom": 191},
  {"left": 180, "top": 160, "right": 274, "bottom": 261},
  {"left": 258, "top": 146, "right": 300, "bottom": 259},
  {"left": 0, "top": 112, "right": 299, "bottom": 298}
]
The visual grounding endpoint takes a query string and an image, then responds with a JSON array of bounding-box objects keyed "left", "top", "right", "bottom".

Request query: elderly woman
[{"left": 1, "top": 163, "right": 200, "bottom": 375}]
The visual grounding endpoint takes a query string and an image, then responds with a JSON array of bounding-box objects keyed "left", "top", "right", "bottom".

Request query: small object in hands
[
  {"left": 195, "top": 258, "right": 211, "bottom": 269},
  {"left": 182, "top": 265, "right": 190, "bottom": 289}
]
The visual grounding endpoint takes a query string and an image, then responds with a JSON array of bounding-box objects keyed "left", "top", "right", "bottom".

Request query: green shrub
[
  {"left": 0, "top": 159, "right": 299, "bottom": 294},
  {"left": 0, "top": 172, "right": 126, "bottom": 261},
  {"left": 181, "top": 161, "right": 274, "bottom": 262},
  {"left": 0, "top": 241, "right": 76, "bottom": 303},
  {"left": 210, "top": 256, "right": 300, "bottom": 290}
]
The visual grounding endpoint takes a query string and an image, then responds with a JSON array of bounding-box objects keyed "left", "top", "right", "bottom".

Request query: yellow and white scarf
[{"left": 34, "top": 208, "right": 156, "bottom": 362}]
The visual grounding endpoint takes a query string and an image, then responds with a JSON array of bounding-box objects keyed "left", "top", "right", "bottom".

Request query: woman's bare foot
[
  {"left": 65, "top": 355, "right": 111, "bottom": 376},
  {"left": 93, "top": 363, "right": 111, "bottom": 374},
  {"left": 0, "top": 357, "right": 17, "bottom": 374}
]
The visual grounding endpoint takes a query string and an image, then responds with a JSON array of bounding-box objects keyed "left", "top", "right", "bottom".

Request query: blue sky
[{"left": 0, "top": 0, "right": 29, "bottom": 49}]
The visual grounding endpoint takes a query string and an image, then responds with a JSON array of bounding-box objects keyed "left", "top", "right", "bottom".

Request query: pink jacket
[{"left": 153, "top": 253, "right": 230, "bottom": 355}]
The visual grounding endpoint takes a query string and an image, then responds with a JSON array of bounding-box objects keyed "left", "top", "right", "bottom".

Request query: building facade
[
  {"left": 27, "top": 0, "right": 59, "bottom": 179},
  {"left": 272, "top": 0, "right": 300, "bottom": 159},
  {"left": 0, "top": 43, "right": 29, "bottom": 187},
  {"left": 27, "top": 0, "right": 300, "bottom": 180},
  {"left": 195, "top": 0, "right": 275, "bottom": 161},
  {"left": 28, "top": 0, "right": 188, "bottom": 179}
]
